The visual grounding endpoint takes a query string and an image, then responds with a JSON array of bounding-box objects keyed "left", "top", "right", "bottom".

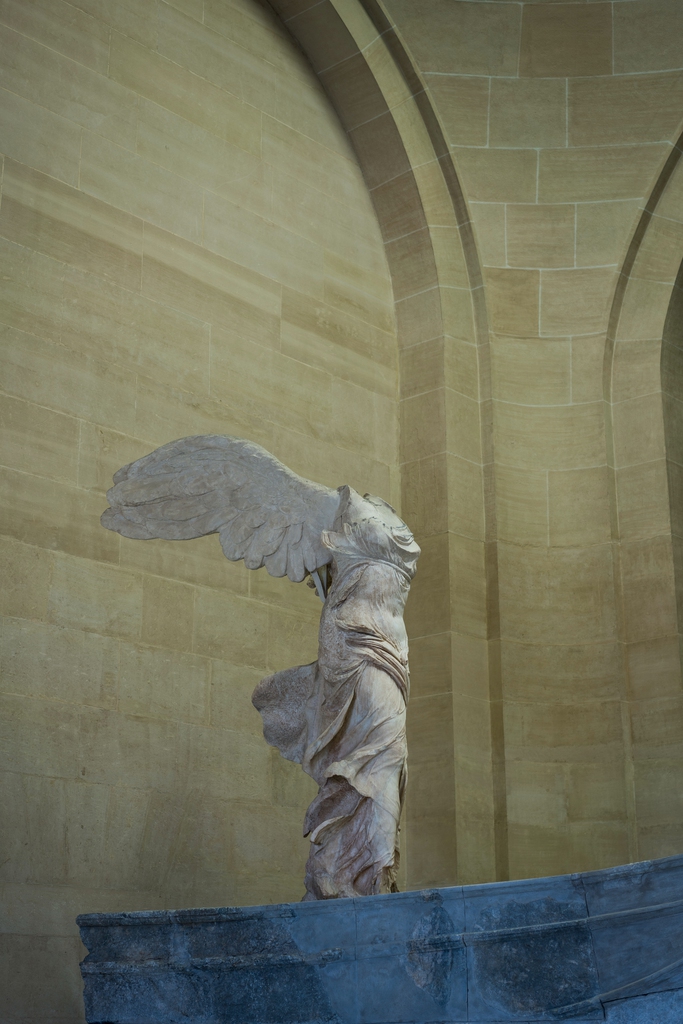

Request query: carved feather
[{"left": 101, "top": 435, "right": 341, "bottom": 582}]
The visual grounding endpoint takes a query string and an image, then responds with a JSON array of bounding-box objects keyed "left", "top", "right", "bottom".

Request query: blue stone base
[{"left": 78, "top": 854, "right": 683, "bottom": 1023}]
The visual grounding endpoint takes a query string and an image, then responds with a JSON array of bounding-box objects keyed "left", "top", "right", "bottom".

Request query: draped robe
[{"left": 252, "top": 521, "right": 414, "bottom": 900}]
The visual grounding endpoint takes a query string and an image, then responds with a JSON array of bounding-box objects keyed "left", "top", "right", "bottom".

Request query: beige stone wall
[
  {"left": 381, "top": 0, "right": 683, "bottom": 881},
  {"left": 664, "top": 266, "right": 683, "bottom": 671},
  {"left": 0, "top": 1, "right": 399, "bottom": 1018},
  {"left": 609, "top": 156, "right": 683, "bottom": 867}
]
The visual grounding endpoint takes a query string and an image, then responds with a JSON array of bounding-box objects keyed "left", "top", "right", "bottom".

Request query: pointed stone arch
[
  {"left": 604, "top": 132, "right": 683, "bottom": 859},
  {"left": 268, "top": 0, "right": 507, "bottom": 885}
]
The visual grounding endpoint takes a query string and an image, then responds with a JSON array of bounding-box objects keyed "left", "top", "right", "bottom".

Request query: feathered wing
[{"left": 101, "top": 435, "right": 341, "bottom": 583}]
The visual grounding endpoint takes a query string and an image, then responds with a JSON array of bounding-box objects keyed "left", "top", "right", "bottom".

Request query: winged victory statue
[{"left": 102, "top": 435, "right": 420, "bottom": 900}]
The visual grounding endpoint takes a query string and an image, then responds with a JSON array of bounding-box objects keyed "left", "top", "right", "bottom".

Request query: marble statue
[{"left": 102, "top": 435, "right": 420, "bottom": 900}]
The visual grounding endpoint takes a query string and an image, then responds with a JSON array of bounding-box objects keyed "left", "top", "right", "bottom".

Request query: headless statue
[{"left": 102, "top": 436, "right": 419, "bottom": 900}]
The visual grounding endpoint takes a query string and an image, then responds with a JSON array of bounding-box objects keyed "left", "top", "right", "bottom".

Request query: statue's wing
[{"left": 101, "top": 435, "right": 341, "bottom": 582}]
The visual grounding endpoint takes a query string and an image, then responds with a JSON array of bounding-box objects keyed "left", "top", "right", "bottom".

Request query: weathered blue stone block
[
  {"left": 463, "top": 874, "right": 600, "bottom": 1021},
  {"left": 78, "top": 853, "right": 683, "bottom": 1023},
  {"left": 604, "top": 988, "right": 683, "bottom": 1022}
]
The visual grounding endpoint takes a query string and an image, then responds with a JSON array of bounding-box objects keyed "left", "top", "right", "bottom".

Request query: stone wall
[
  {"left": 0, "top": 1, "right": 398, "bottom": 1019},
  {"left": 378, "top": 0, "right": 683, "bottom": 882},
  {"left": 277, "top": 0, "right": 683, "bottom": 891}
]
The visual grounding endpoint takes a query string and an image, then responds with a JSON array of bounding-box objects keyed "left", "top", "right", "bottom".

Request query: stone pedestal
[{"left": 78, "top": 854, "right": 683, "bottom": 1023}]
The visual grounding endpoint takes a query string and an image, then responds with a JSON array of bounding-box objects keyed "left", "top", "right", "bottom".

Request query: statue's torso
[{"left": 317, "top": 558, "right": 410, "bottom": 692}]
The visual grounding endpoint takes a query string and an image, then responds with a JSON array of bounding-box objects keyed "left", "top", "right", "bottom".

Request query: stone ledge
[{"left": 78, "top": 853, "right": 683, "bottom": 1023}]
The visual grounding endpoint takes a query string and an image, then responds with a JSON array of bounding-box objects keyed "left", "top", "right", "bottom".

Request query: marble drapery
[{"left": 254, "top": 503, "right": 418, "bottom": 899}]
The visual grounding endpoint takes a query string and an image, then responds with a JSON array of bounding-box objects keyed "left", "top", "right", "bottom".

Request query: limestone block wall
[
  {"left": 0, "top": 1, "right": 399, "bottom": 1018},
  {"left": 662, "top": 265, "right": 683, "bottom": 844},
  {"left": 271, "top": 0, "right": 683, "bottom": 892},
  {"left": 375, "top": 0, "right": 683, "bottom": 881},
  {"left": 664, "top": 265, "right": 683, "bottom": 655},
  {"left": 607, "top": 154, "right": 683, "bottom": 868}
]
